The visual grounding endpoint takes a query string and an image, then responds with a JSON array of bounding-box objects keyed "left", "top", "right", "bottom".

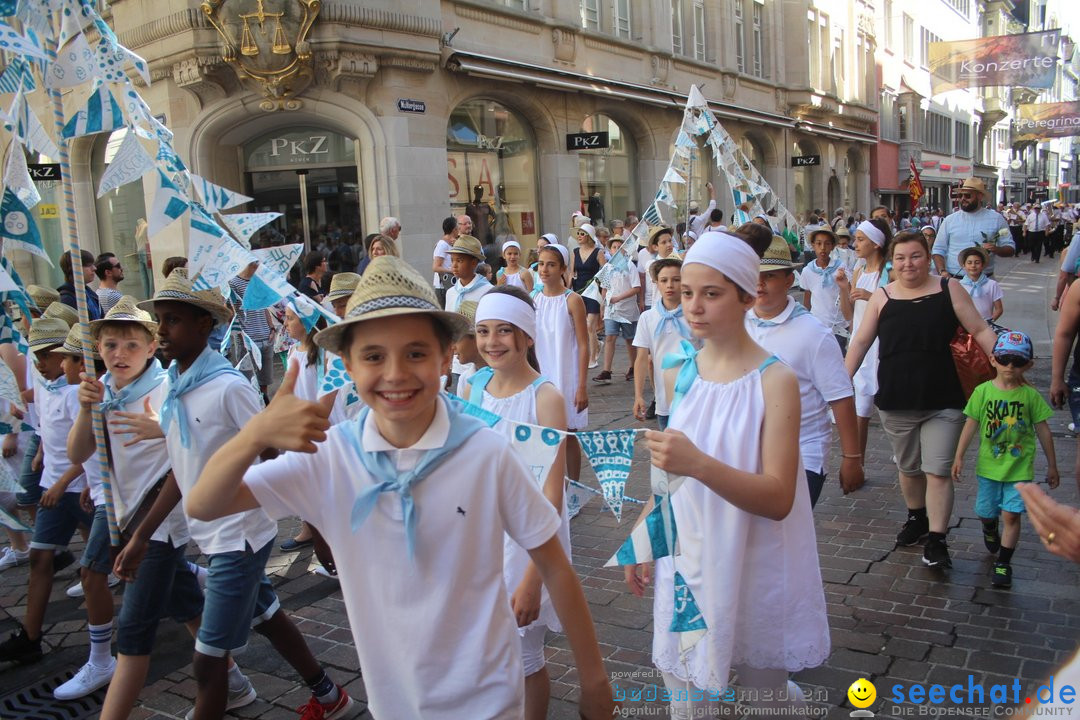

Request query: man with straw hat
[
  {"left": 128, "top": 271, "right": 352, "bottom": 718},
  {"left": 187, "top": 255, "right": 616, "bottom": 720},
  {"left": 0, "top": 317, "right": 93, "bottom": 666},
  {"left": 932, "top": 178, "right": 1015, "bottom": 277}
]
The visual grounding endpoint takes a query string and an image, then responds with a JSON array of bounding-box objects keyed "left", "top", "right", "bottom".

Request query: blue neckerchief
[
  {"left": 959, "top": 273, "right": 990, "bottom": 297},
  {"left": 43, "top": 376, "right": 68, "bottom": 394},
  {"left": 100, "top": 359, "right": 166, "bottom": 414},
  {"left": 653, "top": 301, "right": 692, "bottom": 341},
  {"left": 748, "top": 300, "right": 810, "bottom": 328},
  {"left": 160, "top": 347, "right": 246, "bottom": 448},
  {"left": 661, "top": 340, "right": 700, "bottom": 415},
  {"left": 452, "top": 275, "right": 491, "bottom": 311},
  {"left": 466, "top": 366, "right": 495, "bottom": 405},
  {"left": 345, "top": 396, "right": 487, "bottom": 559},
  {"left": 806, "top": 258, "right": 842, "bottom": 288}
]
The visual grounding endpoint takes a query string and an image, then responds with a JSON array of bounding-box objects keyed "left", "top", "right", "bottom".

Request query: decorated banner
[
  {"left": 0, "top": 56, "right": 35, "bottom": 94},
  {"left": 221, "top": 212, "right": 283, "bottom": 247},
  {"left": 96, "top": 129, "right": 154, "bottom": 197},
  {"left": 63, "top": 81, "right": 124, "bottom": 138},
  {"left": 3, "top": 140, "right": 40, "bottom": 209},
  {"left": 671, "top": 570, "right": 708, "bottom": 659},
  {"left": 578, "top": 429, "right": 638, "bottom": 521},
  {"left": 606, "top": 466, "right": 685, "bottom": 567},
  {"left": 566, "top": 483, "right": 593, "bottom": 519},
  {"left": 190, "top": 173, "right": 253, "bottom": 213},
  {"left": 929, "top": 30, "right": 1060, "bottom": 94},
  {"left": 509, "top": 422, "right": 564, "bottom": 486},
  {"left": 46, "top": 31, "right": 96, "bottom": 89},
  {"left": 909, "top": 156, "right": 925, "bottom": 212},
  {"left": 3, "top": 91, "right": 59, "bottom": 159},
  {"left": 0, "top": 356, "right": 22, "bottom": 411},
  {"left": 318, "top": 352, "right": 362, "bottom": 409},
  {"left": 147, "top": 169, "right": 189, "bottom": 235},
  {"left": 252, "top": 243, "right": 303, "bottom": 279},
  {"left": 189, "top": 219, "right": 257, "bottom": 294},
  {"left": 0, "top": 506, "right": 29, "bottom": 533},
  {"left": 1014, "top": 102, "right": 1080, "bottom": 142},
  {"left": 1, "top": 188, "right": 50, "bottom": 263},
  {"left": 0, "top": 22, "right": 50, "bottom": 61}
]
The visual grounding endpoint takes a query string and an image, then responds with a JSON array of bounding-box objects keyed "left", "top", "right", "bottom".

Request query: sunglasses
[{"left": 993, "top": 353, "right": 1028, "bottom": 367}]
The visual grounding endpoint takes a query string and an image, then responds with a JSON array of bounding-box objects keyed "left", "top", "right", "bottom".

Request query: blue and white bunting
[
  {"left": 46, "top": 31, "right": 96, "bottom": 89},
  {"left": 0, "top": 56, "right": 35, "bottom": 93},
  {"left": 318, "top": 352, "right": 361, "bottom": 409},
  {"left": 221, "top": 212, "right": 283, "bottom": 248},
  {"left": 3, "top": 139, "right": 40, "bottom": 209},
  {"left": 190, "top": 173, "right": 252, "bottom": 213},
  {"left": 64, "top": 81, "right": 123, "bottom": 138},
  {"left": 94, "top": 34, "right": 150, "bottom": 86},
  {"left": 57, "top": 0, "right": 98, "bottom": 48},
  {"left": 96, "top": 129, "right": 153, "bottom": 197},
  {"left": 3, "top": 92, "right": 59, "bottom": 159},
  {"left": 252, "top": 242, "right": 303, "bottom": 278},
  {"left": 1, "top": 188, "right": 51, "bottom": 264},
  {"left": 510, "top": 422, "right": 565, "bottom": 486},
  {"left": 118, "top": 86, "right": 170, "bottom": 143},
  {"left": 189, "top": 217, "right": 256, "bottom": 294},
  {"left": 0, "top": 21, "right": 50, "bottom": 61},
  {"left": 147, "top": 169, "right": 190, "bottom": 236},
  {"left": 578, "top": 429, "right": 637, "bottom": 521}
]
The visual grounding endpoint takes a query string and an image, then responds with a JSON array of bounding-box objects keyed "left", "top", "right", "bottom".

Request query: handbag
[{"left": 949, "top": 326, "right": 995, "bottom": 399}]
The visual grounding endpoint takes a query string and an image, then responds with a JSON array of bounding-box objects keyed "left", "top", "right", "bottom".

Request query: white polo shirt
[
  {"left": 170, "top": 373, "right": 277, "bottom": 555},
  {"left": 245, "top": 400, "right": 560, "bottom": 720},
  {"left": 745, "top": 298, "right": 853, "bottom": 475},
  {"left": 632, "top": 305, "right": 698, "bottom": 416},
  {"left": 37, "top": 383, "right": 86, "bottom": 493}
]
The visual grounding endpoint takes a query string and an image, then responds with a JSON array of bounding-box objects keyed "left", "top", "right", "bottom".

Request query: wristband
[{"left": 841, "top": 453, "right": 863, "bottom": 459}]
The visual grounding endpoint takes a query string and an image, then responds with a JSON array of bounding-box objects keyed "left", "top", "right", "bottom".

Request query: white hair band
[
  {"left": 682, "top": 231, "right": 760, "bottom": 296},
  {"left": 502, "top": 240, "right": 521, "bottom": 253},
  {"left": 476, "top": 292, "right": 537, "bottom": 339},
  {"left": 856, "top": 220, "right": 886, "bottom": 247},
  {"left": 540, "top": 243, "right": 570, "bottom": 267}
]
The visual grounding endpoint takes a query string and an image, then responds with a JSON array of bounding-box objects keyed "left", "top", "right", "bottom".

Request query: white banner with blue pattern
[
  {"left": 148, "top": 169, "right": 190, "bottom": 236},
  {"left": 578, "top": 429, "right": 637, "bottom": 521},
  {"left": 96, "top": 129, "right": 153, "bottom": 197}
]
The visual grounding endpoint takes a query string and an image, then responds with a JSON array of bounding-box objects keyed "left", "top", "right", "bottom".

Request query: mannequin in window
[
  {"left": 587, "top": 191, "right": 605, "bottom": 226},
  {"left": 466, "top": 185, "right": 496, "bottom": 246}
]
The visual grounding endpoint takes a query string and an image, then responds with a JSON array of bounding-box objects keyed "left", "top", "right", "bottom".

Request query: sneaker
[
  {"left": 624, "top": 367, "right": 634, "bottom": 381},
  {"left": 53, "top": 658, "right": 116, "bottom": 699},
  {"left": 0, "top": 546, "right": 29, "bottom": 571},
  {"left": 587, "top": 359, "right": 599, "bottom": 370},
  {"left": 592, "top": 370, "right": 612, "bottom": 384},
  {"left": 645, "top": 400, "right": 657, "bottom": 420},
  {"left": 313, "top": 565, "right": 339, "bottom": 581},
  {"left": 184, "top": 674, "right": 257, "bottom": 720},
  {"left": 297, "top": 686, "right": 355, "bottom": 720},
  {"left": 982, "top": 524, "right": 1002, "bottom": 554},
  {"left": 896, "top": 515, "right": 929, "bottom": 546},
  {"left": 991, "top": 562, "right": 1013, "bottom": 588},
  {"left": 66, "top": 573, "right": 122, "bottom": 598},
  {"left": 0, "top": 627, "right": 42, "bottom": 664},
  {"left": 922, "top": 537, "right": 952, "bottom": 569}
]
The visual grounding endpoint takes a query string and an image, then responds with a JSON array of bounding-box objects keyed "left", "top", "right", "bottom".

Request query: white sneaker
[
  {"left": 0, "top": 547, "right": 29, "bottom": 571},
  {"left": 65, "top": 573, "right": 122, "bottom": 598},
  {"left": 53, "top": 658, "right": 116, "bottom": 700},
  {"left": 184, "top": 674, "right": 257, "bottom": 719},
  {"left": 312, "top": 565, "right": 339, "bottom": 581}
]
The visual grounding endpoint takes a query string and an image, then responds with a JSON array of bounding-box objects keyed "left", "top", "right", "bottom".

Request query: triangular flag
[
  {"left": 578, "top": 429, "right": 637, "bottom": 521},
  {"left": 581, "top": 279, "right": 602, "bottom": 305},
  {"left": 219, "top": 314, "right": 239, "bottom": 355},
  {"left": 318, "top": 352, "right": 362, "bottom": 410},
  {"left": 0, "top": 262, "right": 19, "bottom": 294},
  {"left": 240, "top": 271, "right": 285, "bottom": 311},
  {"left": 3, "top": 92, "right": 59, "bottom": 159},
  {"left": 147, "top": 169, "right": 190, "bottom": 236},
  {"left": 221, "top": 212, "right": 282, "bottom": 247},
  {"left": 93, "top": 34, "right": 150, "bottom": 86},
  {"left": 46, "top": 31, "right": 96, "bottom": 89},
  {"left": 0, "top": 0, "right": 16, "bottom": 17},
  {"left": 57, "top": 0, "right": 98, "bottom": 48},
  {"left": 96, "top": 129, "right": 154, "bottom": 196},
  {"left": 3, "top": 139, "right": 39, "bottom": 209},
  {"left": 0, "top": 505, "right": 29, "bottom": 532},
  {"left": 189, "top": 215, "right": 256, "bottom": 294},
  {"left": 606, "top": 493, "right": 678, "bottom": 567},
  {"left": 156, "top": 142, "right": 186, "bottom": 174},
  {"left": 252, "top": 243, "right": 303, "bottom": 278},
  {"left": 509, "top": 422, "right": 565, "bottom": 486},
  {"left": 0, "top": 347, "right": 22, "bottom": 411},
  {"left": 0, "top": 56, "right": 35, "bottom": 93},
  {"left": 0, "top": 22, "right": 50, "bottom": 61},
  {"left": 117, "top": 85, "right": 171, "bottom": 143},
  {"left": 190, "top": 173, "right": 252, "bottom": 213},
  {"left": 1, "top": 188, "right": 51, "bottom": 264},
  {"left": 234, "top": 352, "right": 252, "bottom": 374},
  {"left": 240, "top": 330, "right": 262, "bottom": 371},
  {"left": 566, "top": 482, "right": 593, "bottom": 519},
  {"left": 662, "top": 167, "right": 686, "bottom": 184},
  {"left": 670, "top": 570, "right": 708, "bottom": 662},
  {"left": 64, "top": 81, "right": 124, "bottom": 138}
]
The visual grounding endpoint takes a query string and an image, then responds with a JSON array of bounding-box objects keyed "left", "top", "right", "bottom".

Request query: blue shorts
[
  {"left": 1068, "top": 366, "right": 1080, "bottom": 427},
  {"left": 975, "top": 476, "right": 1026, "bottom": 517},
  {"left": 30, "top": 492, "right": 92, "bottom": 550},
  {"left": 195, "top": 541, "right": 280, "bottom": 657},
  {"left": 80, "top": 505, "right": 114, "bottom": 575},
  {"left": 15, "top": 433, "right": 42, "bottom": 507},
  {"left": 806, "top": 469, "right": 826, "bottom": 508},
  {"left": 117, "top": 540, "right": 204, "bottom": 656},
  {"left": 604, "top": 318, "right": 637, "bottom": 340},
  {"left": 657, "top": 414, "right": 669, "bottom": 430}
]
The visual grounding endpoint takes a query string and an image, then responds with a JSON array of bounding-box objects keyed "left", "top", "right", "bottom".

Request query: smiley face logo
[{"left": 848, "top": 678, "right": 877, "bottom": 709}]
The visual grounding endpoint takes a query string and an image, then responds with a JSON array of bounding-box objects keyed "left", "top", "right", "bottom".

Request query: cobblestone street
[{"left": 2, "top": 256, "right": 1079, "bottom": 720}]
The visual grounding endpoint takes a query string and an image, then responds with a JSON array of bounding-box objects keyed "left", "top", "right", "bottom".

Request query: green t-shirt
[{"left": 963, "top": 382, "right": 1053, "bottom": 482}]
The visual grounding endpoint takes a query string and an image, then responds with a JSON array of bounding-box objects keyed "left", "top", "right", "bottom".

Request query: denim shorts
[
  {"left": 975, "top": 476, "right": 1025, "bottom": 517},
  {"left": 604, "top": 318, "right": 637, "bottom": 340},
  {"left": 657, "top": 414, "right": 669, "bottom": 430},
  {"left": 195, "top": 540, "right": 280, "bottom": 657},
  {"left": 80, "top": 505, "right": 114, "bottom": 575},
  {"left": 30, "top": 492, "right": 92, "bottom": 550},
  {"left": 1067, "top": 366, "right": 1080, "bottom": 427},
  {"left": 15, "top": 433, "right": 42, "bottom": 507},
  {"left": 116, "top": 540, "right": 204, "bottom": 655}
]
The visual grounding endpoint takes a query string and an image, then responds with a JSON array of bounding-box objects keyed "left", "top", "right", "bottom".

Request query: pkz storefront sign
[
  {"left": 27, "top": 163, "right": 61, "bottom": 180},
  {"left": 245, "top": 130, "right": 355, "bottom": 170},
  {"left": 791, "top": 155, "right": 821, "bottom": 167},
  {"left": 397, "top": 98, "right": 426, "bottom": 114},
  {"left": 566, "top": 132, "right": 610, "bottom": 151}
]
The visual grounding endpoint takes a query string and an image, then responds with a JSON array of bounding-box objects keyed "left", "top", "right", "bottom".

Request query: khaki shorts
[{"left": 877, "top": 408, "right": 965, "bottom": 478}]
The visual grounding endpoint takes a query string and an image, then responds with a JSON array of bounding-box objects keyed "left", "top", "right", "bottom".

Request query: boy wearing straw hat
[
  {"left": 0, "top": 318, "right": 93, "bottom": 665},
  {"left": 121, "top": 273, "right": 352, "bottom": 719},
  {"left": 326, "top": 271, "right": 360, "bottom": 318},
  {"left": 445, "top": 235, "right": 492, "bottom": 387},
  {"left": 188, "top": 256, "right": 617, "bottom": 720}
]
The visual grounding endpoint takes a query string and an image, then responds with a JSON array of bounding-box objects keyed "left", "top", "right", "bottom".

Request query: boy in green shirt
[{"left": 953, "top": 331, "right": 1059, "bottom": 588}]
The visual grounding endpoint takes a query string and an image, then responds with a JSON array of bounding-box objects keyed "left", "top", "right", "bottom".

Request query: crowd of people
[{"left": 0, "top": 176, "right": 1077, "bottom": 719}]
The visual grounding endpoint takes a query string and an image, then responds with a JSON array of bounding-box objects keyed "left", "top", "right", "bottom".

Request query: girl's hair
[
  {"left": 733, "top": 222, "right": 772, "bottom": 258},
  {"left": 304, "top": 317, "right": 329, "bottom": 365},
  {"left": 369, "top": 234, "right": 400, "bottom": 258},
  {"left": 481, "top": 286, "right": 540, "bottom": 372},
  {"left": 162, "top": 256, "right": 188, "bottom": 277},
  {"left": 887, "top": 230, "right": 929, "bottom": 260},
  {"left": 538, "top": 244, "right": 567, "bottom": 269}
]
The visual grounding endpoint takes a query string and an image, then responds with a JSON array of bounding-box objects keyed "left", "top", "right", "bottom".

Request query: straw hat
[
  {"left": 326, "top": 272, "right": 361, "bottom": 301},
  {"left": 314, "top": 256, "right": 471, "bottom": 354},
  {"left": 958, "top": 178, "right": 986, "bottom": 195},
  {"left": 458, "top": 300, "right": 478, "bottom": 336},
  {"left": 57, "top": 326, "right": 101, "bottom": 360},
  {"left": 958, "top": 245, "right": 990, "bottom": 267},
  {"left": 759, "top": 235, "right": 800, "bottom": 273},
  {"left": 835, "top": 226, "right": 851, "bottom": 238},
  {"left": 447, "top": 235, "right": 485, "bottom": 261},
  {"left": 26, "top": 285, "right": 59, "bottom": 310},
  {"left": 89, "top": 295, "right": 158, "bottom": 339},
  {"left": 44, "top": 301, "right": 78, "bottom": 328},
  {"left": 137, "top": 269, "right": 233, "bottom": 326},
  {"left": 28, "top": 316, "right": 70, "bottom": 350},
  {"left": 647, "top": 226, "right": 674, "bottom": 246},
  {"left": 806, "top": 226, "right": 837, "bottom": 244}
]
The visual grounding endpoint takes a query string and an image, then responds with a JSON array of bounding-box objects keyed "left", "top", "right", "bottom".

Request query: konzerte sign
[
  {"left": 1015, "top": 102, "right": 1080, "bottom": 141},
  {"left": 928, "top": 30, "right": 1060, "bottom": 93}
]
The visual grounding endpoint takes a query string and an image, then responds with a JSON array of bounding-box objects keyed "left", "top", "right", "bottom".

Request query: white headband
[
  {"left": 502, "top": 240, "right": 521, "bottom": 253},
  {"left": 541, "top": 243, "right": 570, "bottom": 267},
  {"left": 856, "top": 220, "right": 886, "bottom": 248},
  {"left": 539, "top": 233, "right": 559, "bottom": 246},
  {"left": 682, "top": 231, "right": 760, "bottom": 296},
  {"left": 476, "top": 292, "right": 536, "bottom": 339}
]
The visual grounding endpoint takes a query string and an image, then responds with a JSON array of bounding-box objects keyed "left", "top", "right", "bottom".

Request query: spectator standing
[{"left": 95, "top": 256, "right": 124, "bottom": 314}]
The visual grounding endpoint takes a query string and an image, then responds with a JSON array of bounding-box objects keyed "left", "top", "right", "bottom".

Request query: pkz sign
[
  {"left": 27, "top": 163, "right": 61, "bottom": 180},
  {"left": 566, "top": 132, "right": 610, "bottom": 151},
  {"left": 791, "top": 155, "right": 821, "bottom": 167}
]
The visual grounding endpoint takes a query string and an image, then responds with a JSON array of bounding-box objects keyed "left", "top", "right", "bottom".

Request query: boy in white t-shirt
[
  {"left": 958, "top": 246, "right": 1004, "bottom": 323},
  {"left": 187, "top": 256, "right": 617, "bottom": 720},
  {"left": 642, "top": 226, "right": 676, "bottom": 311},
  {"left": 799, "top": 227, "right": 849, "bottom": 352},
  {"left": 594, "top": 236, "right": 641, "bottom": 384}
]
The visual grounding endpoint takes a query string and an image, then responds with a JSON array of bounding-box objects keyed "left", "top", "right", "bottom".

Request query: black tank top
[
  {"left": 876, "top": 278, "right": 965, "bottom": 411},
  {"left": 572, "top": 246, "right": 601, "bottom": 292}
]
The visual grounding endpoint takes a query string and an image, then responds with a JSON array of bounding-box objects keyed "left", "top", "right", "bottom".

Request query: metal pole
[{"left": 297, "top": 169, "right": 311, "bottom": 254}]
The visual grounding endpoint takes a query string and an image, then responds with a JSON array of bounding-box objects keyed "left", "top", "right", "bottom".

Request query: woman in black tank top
[{"left": 572, "top": 223, "right": 607, "bottom": 368}]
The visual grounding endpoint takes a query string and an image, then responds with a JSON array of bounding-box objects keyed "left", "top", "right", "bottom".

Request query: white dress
[
  {"left": 502, "top": 269, "right": 526, "bottom": 289},
  {"left": 852, "top": 267, "right": 882, "bottom": 406},
  {"left": 652, "top": 358, "right": 830, "bottom": 691},
  {"left": 478, "top": 377, "right": 572, "bottom": 633},
  {"left": 534, "top": 290, "right": 588, "bottom": 428},
  {"left": 287, "top": 346, "right": 319, "bottom": 402}
]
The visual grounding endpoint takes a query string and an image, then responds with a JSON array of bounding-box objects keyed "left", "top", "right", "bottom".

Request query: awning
[
  {"left": 445, "top": 49, "right": 797, "bottom": 130},
  {"left": 794, "top": 119, "right": 878, "bottom": 145}
]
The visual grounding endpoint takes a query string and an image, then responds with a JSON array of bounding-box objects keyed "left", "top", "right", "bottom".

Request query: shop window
[
  {"left": 578, "top": 114, "right": 636, "bottom": 230},
  {"left": 92, "top": 129, "right": 152, "bottom": 299}
]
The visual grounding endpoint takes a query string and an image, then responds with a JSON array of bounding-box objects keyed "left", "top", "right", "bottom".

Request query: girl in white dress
[
  {"left": 467, "top": 287, "right": 570, "bottom": 720},
  {"left": 837, "top": 218, "right": 891, "bottom": 459},
  {"left": 533, "top": 244, "right": 590, "bottom": 485},
  {"left": 624, "top": 231, "right": 829, "bottom": 718},
  {"left": 497, "top": 240, "right": 534, "bottom": 293}
]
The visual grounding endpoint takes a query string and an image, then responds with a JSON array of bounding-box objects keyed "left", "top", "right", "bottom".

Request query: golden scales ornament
[{"left": 238, "top": 0, "right": 291, "bottom": 56}]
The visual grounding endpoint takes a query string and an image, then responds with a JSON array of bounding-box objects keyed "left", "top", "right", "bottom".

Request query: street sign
[
  {"left": 566, "top": 132, "right": 609, "bottom": 151},
  {"left": 27, "top": 163, "right": 60, "bottom": 180},
  {"left": 397, "top": 98, "right": 426, "bottom": 114},
  {"left": 791, "top": 155, "right": 821, "bottom": 167}
]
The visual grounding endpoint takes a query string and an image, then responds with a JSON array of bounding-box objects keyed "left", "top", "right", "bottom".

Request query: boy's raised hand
[
  {"left": 77, "top": 371, "right": 105, "bottom": 409},
  {"left": 247, "top": 361, "right": 334, "bottom": 454},
  {"left": 113, "top": 396, "right": 164, "bottom": 446}
]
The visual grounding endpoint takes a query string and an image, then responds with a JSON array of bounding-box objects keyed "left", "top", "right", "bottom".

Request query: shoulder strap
[
  {"left": 758, "top": 355, "right": 780, "bottom": 373},
  {"left": 661, "top": 340, "right": 700, "bottom": 416},
  {"left": 940, "top": 276, "right": 949, "bottom": 291},
  {"left": 466, "top": 366, "right": 495, "bottom": 405},
  {"left": 529, "top": 285, "right": 542, "bottom": 299},
  {"left": 530, "top": 374, "right": 550, "bottom": 388}
]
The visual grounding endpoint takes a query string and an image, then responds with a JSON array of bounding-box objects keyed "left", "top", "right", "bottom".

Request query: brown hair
[
  {"left": 162, "top": 257, "right": 188, "bottom": 277},
  {"left": 649, "top": 257, "right": 683, "bottom": 283},
  {"left": 733, "top": 223, "right": 772, "bottom": 258},
  {"left": 482, "top": 286, "right": 540, "bottom": 372},
  {"left": 538, "top": 245, "right": 567, "bottom": 269},
  {"left": 887, "top": 230, "right": 929, "bottom": 260}
]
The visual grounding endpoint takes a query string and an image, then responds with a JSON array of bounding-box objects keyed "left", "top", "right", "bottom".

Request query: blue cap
[{"left": 993, "top": 331, "right": 1033, "bottom": 361}]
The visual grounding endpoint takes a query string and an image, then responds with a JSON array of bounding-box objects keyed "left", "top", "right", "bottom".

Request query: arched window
[
  {"left": 578, "top": 114, "right": 636, "bottom": 228},
  {"left": 92, "top": 128, "right": 151, "bottom": 299},
  {"left": 447, "top": 99, "right": 539, "bottom": 247}
]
